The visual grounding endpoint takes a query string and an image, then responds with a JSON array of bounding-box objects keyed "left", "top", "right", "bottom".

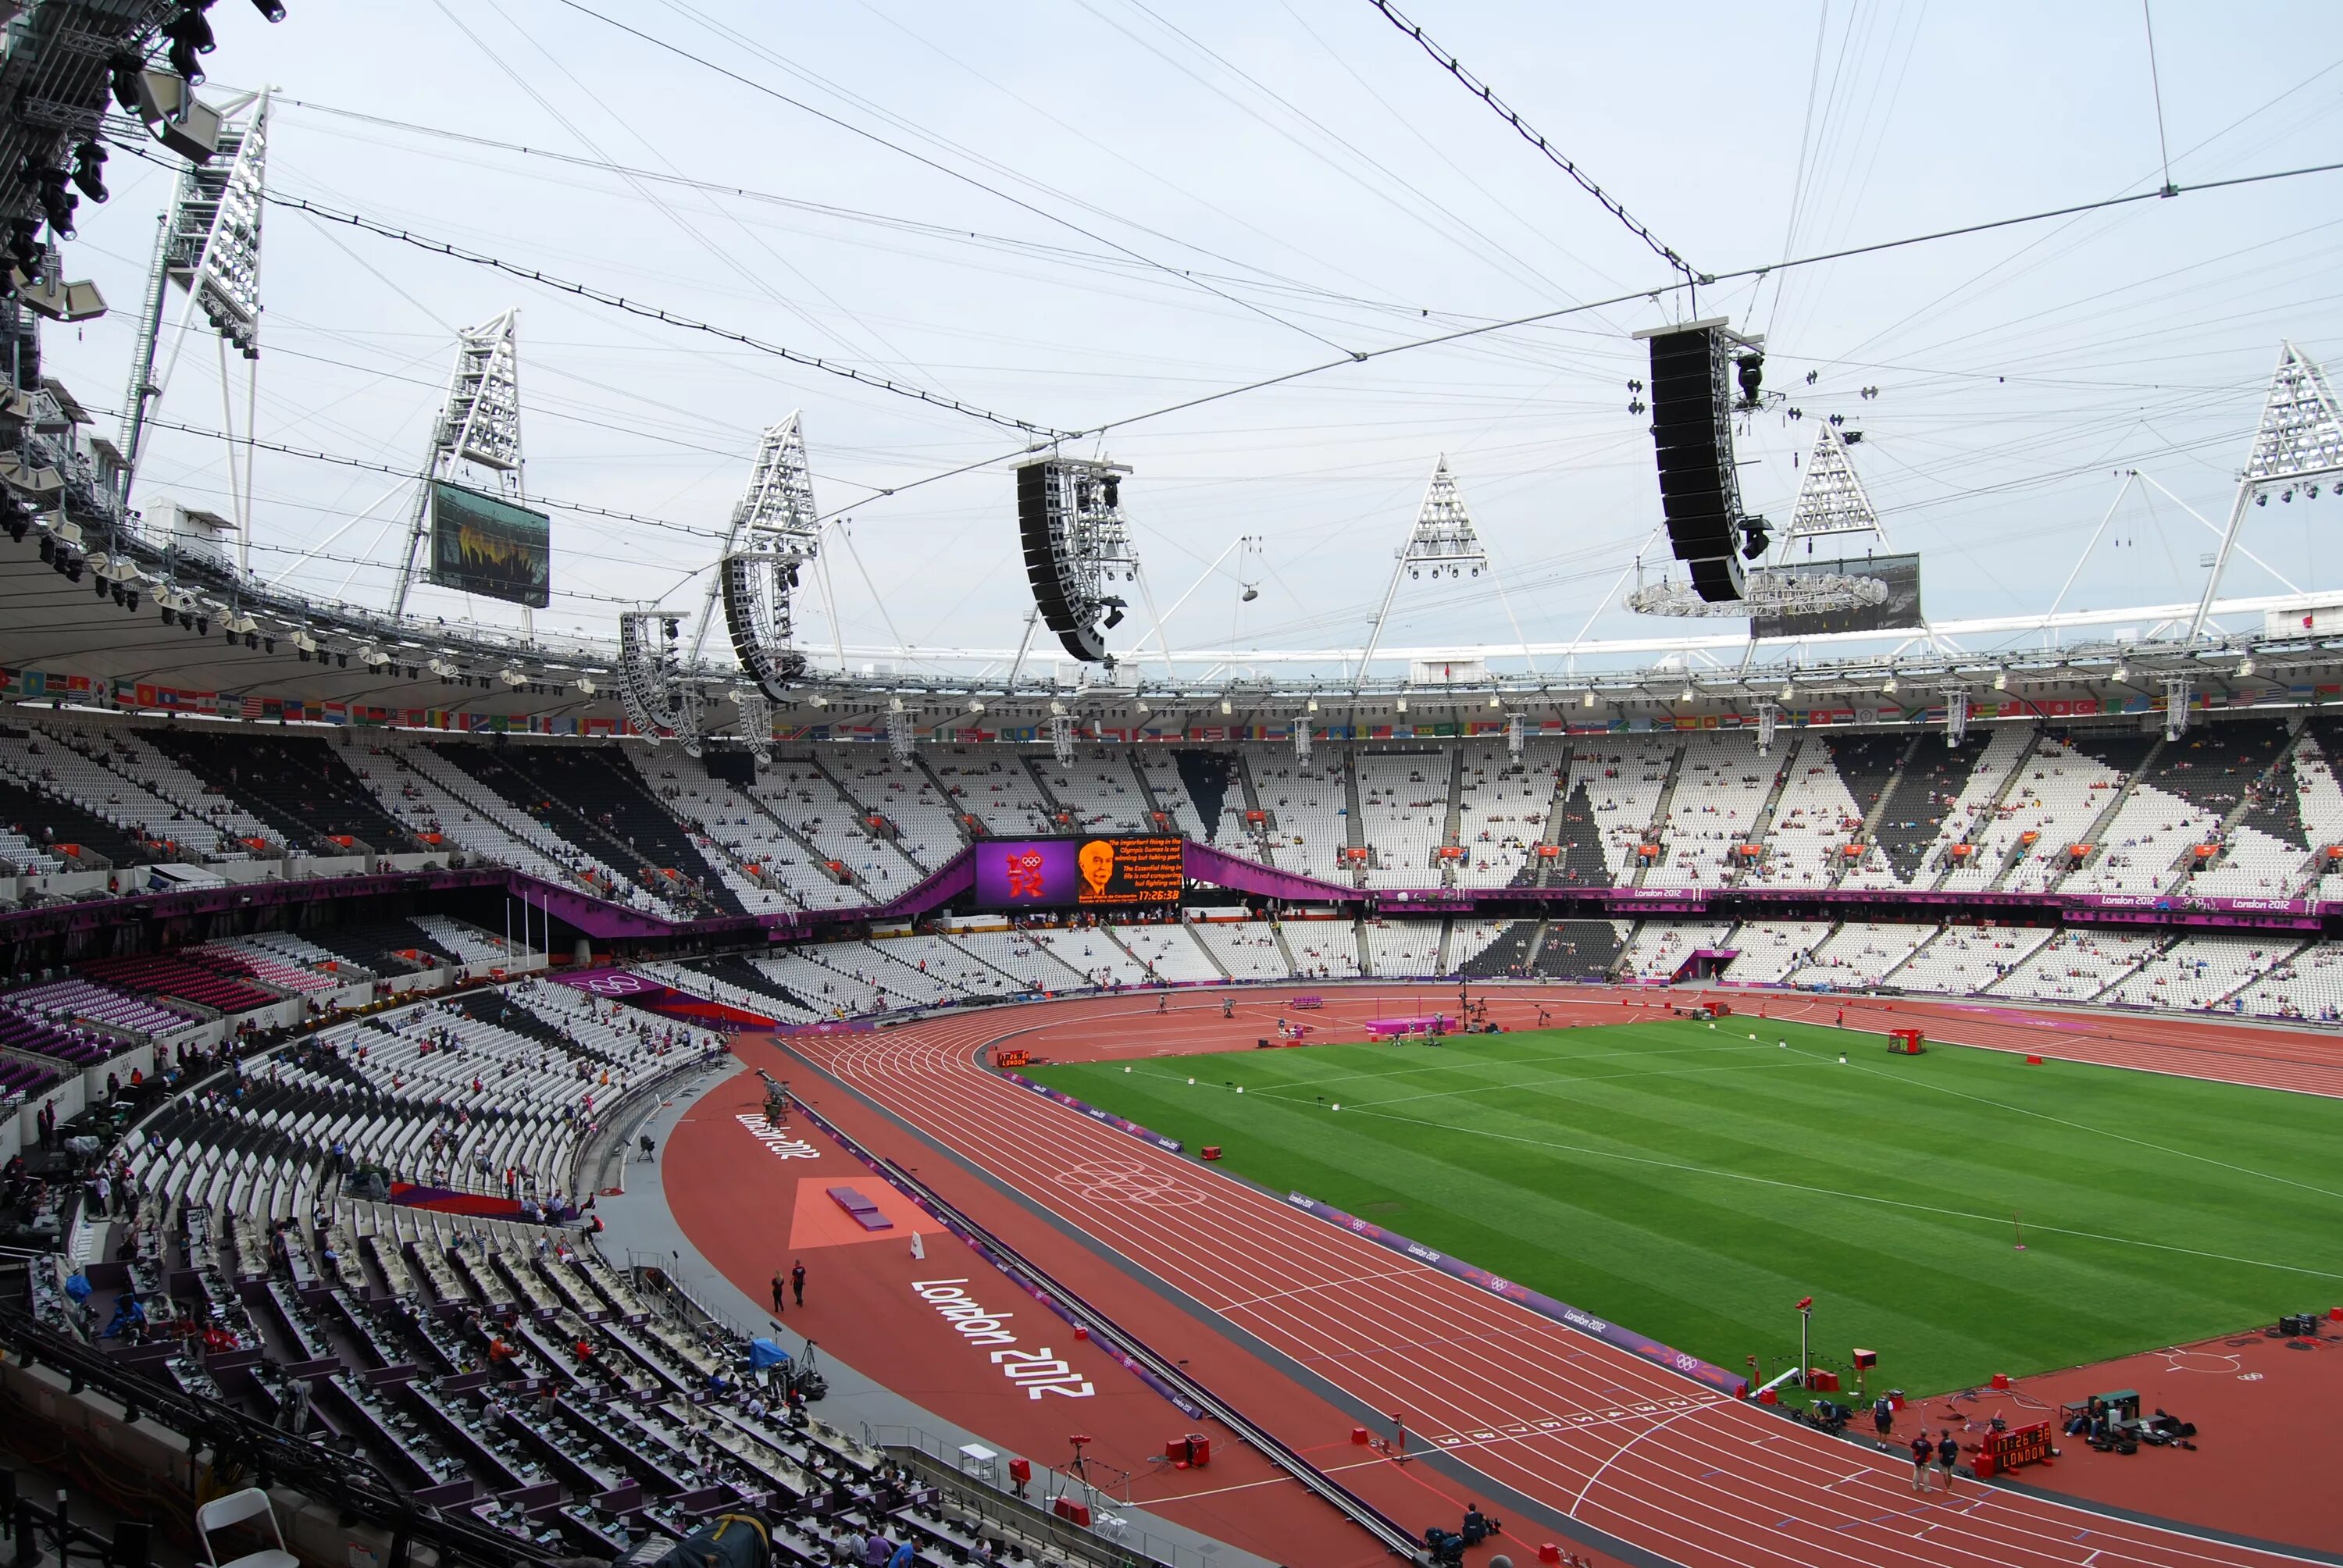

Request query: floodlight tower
[
  {"left": 707, "top": 412, "right": 821, "bottom": 703},
  {"left": 1358, "top": 458, "right": 1512, "bottom": 679},
  {"left": 389, "top": 310, "right": 526, "bottom": 622},
  {"left": 2191, "top": 343, "right": 2343, "bottom": 638},
  {"left": 118, "top": 87, "right": 271, "bottom": 553},
  {"left": 1781, "top": 423, "right": 1886, "bottom": 554}
]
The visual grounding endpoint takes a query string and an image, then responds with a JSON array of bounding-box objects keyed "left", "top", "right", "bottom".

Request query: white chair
[{"left": 196, "top": 1487, "right": 298, "bottom": 1568}]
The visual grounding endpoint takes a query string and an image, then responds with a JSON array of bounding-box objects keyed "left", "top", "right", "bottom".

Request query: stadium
[{"left": 0, "top": 3, "right": 2339, "bottom": 1566}]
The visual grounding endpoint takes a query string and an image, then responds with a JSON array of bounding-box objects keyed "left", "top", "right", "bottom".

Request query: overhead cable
[
  {"left": 818, "top": 155, "right": 2343, "bottom": 520},
  {"left": 551, "top": 0, "right": 1363, "bottom": 357},
  {"left": 95, "top": 407, "right": 733, "bottom": 539},
  {"left": 1366, "top": 0, "right": 1701, "bottom": 283},
  {"left": 107, "top": 137, "right": 1075, "bottom": 441}
]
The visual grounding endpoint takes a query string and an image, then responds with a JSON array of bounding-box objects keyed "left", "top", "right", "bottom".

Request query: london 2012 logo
[{"left": 1003, "top": 849, "right": 1047, "bottom": 900}]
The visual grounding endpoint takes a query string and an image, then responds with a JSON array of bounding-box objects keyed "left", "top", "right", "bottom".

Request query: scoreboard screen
[{"left": 973, "top": 836, "right": 1184, "bottom": 910}]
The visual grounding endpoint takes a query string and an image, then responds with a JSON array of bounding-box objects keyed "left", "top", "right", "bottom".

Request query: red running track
[{"left": 784, "top": 985, "right": 2331, "bottom": 1568}]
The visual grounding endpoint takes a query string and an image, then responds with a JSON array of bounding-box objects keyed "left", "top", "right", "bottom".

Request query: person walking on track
[
  {"left": 1936, "top": 1430, "right": 1960, "bottom": 1494},
  {"left": 1909, "top": 1431, "right": 1934, "bottom": 1491},
  {"left": 791, "top": 1260, "right": 807, "bottom": 1307},
  {"left": 772, "top": 1271, "right": 786, "bottom": 1316}
]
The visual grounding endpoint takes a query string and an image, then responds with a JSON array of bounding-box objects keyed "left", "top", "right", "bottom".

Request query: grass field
[{"left": 1026, "top": 1018, "right": 2343, "bottom": 1396}]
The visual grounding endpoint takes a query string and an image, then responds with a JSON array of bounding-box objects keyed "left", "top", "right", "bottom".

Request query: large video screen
[
  {"left": 973, "top": 835, "right": 1184, "bottom": 909},
  {"left": 430, "top": 482, "right": 552, "bottom": 608},
  {"left": 1753, "top": 551, "right": 1923, "bottom": 640}
]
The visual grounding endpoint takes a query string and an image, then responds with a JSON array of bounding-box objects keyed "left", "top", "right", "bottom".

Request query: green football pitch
[{"left": 1025, "top": 1019, "right": 2343, "bottom": 1397}]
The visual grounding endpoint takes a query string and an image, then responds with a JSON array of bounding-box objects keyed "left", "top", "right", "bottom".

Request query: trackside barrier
[
  {"left": 1283, "top": 1192, "right": 1751, "bottom": 1399},
  {"left": 785, "top": 1095, "right": 1425, "bottom": 1562},
  {"left": 997, "top": 1069, "right": 1185, "bottom": 1154}
]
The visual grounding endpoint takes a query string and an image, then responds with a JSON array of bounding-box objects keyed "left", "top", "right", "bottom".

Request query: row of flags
[{"left": 1, "top": 665, "right": 2334, "bottom": 741}]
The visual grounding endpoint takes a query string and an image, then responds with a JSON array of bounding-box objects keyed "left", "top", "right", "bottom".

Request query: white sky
[{"left": 48, "top": 0, "right": 2343, "bottom": 674}]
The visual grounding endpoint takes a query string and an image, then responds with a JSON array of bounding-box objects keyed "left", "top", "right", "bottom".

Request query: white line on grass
[
  {"left": 1330, "top": 1104, "right": 2343, "bottom": 1281},
  {"left": 1804, "top": 1042, "right": 2343, "bottom": 1203}
]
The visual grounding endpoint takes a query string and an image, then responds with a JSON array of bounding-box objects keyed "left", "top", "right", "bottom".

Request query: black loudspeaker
[
  {"left": 1642, "top": 320, "right": 1747, "bottom": 603},
  {"left": 1018, "top": 460, "right": 1103, "bottom": 661},
  {"left": 1017, "top": 456, "right": 1129, "bottom": 662},
  {"left": 722, "top": 551, "right": 808, "bottom": 699}
]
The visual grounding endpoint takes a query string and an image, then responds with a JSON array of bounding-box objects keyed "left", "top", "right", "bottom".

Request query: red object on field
[
  {"left": 1351, "top": 1425, "right": 1371, "bottom": 1445},
  {"left": 2331, "top": 1306, "right": 2342, "bottom": 1321},
  {"left": 1161, "top": 1433, "right": 1211, "bottom": 1467},
  {"left": 1073, "top": 1325, "right": 1088, "bottom": 1341},
  {"left": 1807, "top": 1369, "right": 1840, "bottom": 1392},
  {"left": 1983, "top": 1419, "right": 2056, "bottom": 1472},
  {"left": 1756, "top": 1387, "right": 1779, "bottom": 1405},
  {"left": 1201, "top": 1146, "right": 1222, "bottom": 1161},
  {"left": 1888, "top": 1028, "right": 1924, "bottom": 1054},
  {"left": 1991, "top": 1372, "right": 2011, "bottom": 1390},
  {"left": 1053, "top": 1498, "right": 1093, "bottom": 1527},
  {"left": 1974, "top": 1451, "right": 1999, "bottom": 1479},
  {"left": 2025, "top": 1054, "right": 2044, "bottom": 1065},
  {"left": 1539, "top": 1547, "right": 1563, "bottom": 1565},
  {"left": 1007, "top": 1457, "right": 1031, "bottom": 1484}
]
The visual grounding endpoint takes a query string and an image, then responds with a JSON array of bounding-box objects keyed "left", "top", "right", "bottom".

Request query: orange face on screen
[{"left": 1079, "top": 839, "right": 1115, "bottom": 897}]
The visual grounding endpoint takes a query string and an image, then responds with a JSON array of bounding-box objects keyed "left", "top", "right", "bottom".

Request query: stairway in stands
[
  {"left": 433, "top": 743, "right": 747, "bottom": 917},
  {"left": 141, "top": 730, "right": 413, "bottom": 855},
  {"left": 1821, "top": 733, "right": 1914, "bottom": 885},
  {"left": 1868, "top": 734, "right": 1995, "bottom": 883}
]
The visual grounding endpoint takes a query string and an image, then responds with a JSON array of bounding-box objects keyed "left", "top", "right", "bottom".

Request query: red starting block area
[{"left": 1366, "top": 1014, "right": 1453, "bottom": 1040}]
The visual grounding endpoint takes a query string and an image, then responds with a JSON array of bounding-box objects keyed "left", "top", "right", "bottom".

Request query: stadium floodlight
[
  {"left": 390, "top": 310, "right": 526, "bottom": 619},
  {"left": 2194, "top": 342, "right": 2343, "bottom": 638},
  {"left": 2238, "top": 654, "right": 2256, "bottom": 676},
  {"left": 1582, "top": 690, "right": 1596, "bottom": 707},
  {"left": 1359, "top": 458, "right": 1511, "bottom": 679},
  {"left": 711, "top": 413, "right": 820, "bottom": 696},
  {"left": 1993, "top": 669, "right": 2008, "bottom": 690}
]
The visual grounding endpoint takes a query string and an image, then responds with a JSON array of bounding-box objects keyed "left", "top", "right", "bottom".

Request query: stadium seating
[
  {"left": 1243, "top": 745, "right": 1353, "bottom": 882},
  {"left": 1889, "top": 925, "right": 2055, "bottom": 996},
  {"left": 1357, "top": 751, "right": 1451, "bottom": 886},
  {"left": 1453, "top": 739, "right": 1560, "bottom": 888},
  {"left": 1646, "top": 733, "right": 1773, "bottom": 889},
  {"left": 1040, "top": 746, "right": 1156, "bottom": 832},
  {"left": 1361, "top": 916, "right": 1444, "bottom": 977},
  {"left": 1279, "top": 917, "right": 1363, "bottom": 980},
  {"left": 1756, "top": 736, "right": 1864, "bottom": 889},
  {"left": 2102, "top": 934, "right": 2289, "bottom": 1011},
  {"left": 1717, "top": 919, "right": 1834, "bottom": 983},
  {"left": 1113, "top": 921, "right": 1221, "bottom": 982},
  {"left": 1189, "top": 918, "right": 1293, "bottom": 980},
  {"left": 928, "top": 747, "right": 1056, "bottom": 836},
  {"left": 1990, "top": 928, "right": 2160, "bottom": 1001},
  {"left": 1567, "top": 737, "right": 1677, "bottom": 883},
  {"left": 1785, "top": 921, "right": 1939, "bottom": 989}
]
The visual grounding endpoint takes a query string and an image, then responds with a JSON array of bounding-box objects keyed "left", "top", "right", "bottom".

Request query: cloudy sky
[{"left": 51, "top": 0, "right": 2343, "bottom": 676}]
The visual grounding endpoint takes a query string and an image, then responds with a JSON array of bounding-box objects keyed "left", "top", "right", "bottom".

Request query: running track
[{"left": 783, "top": 985, "right": 2336, "bottom": 1568}]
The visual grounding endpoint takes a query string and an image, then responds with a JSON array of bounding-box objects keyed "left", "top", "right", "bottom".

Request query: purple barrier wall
[
  {"left": 997, "top": 1071, "right": 1185, "bottom": 1155},
  {"left": 1180, "top": 840, "right": 1358, "bottom": 903},
  {"left": 1282, "top": 1192, "right": 1751, "bottom": 1400}
]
